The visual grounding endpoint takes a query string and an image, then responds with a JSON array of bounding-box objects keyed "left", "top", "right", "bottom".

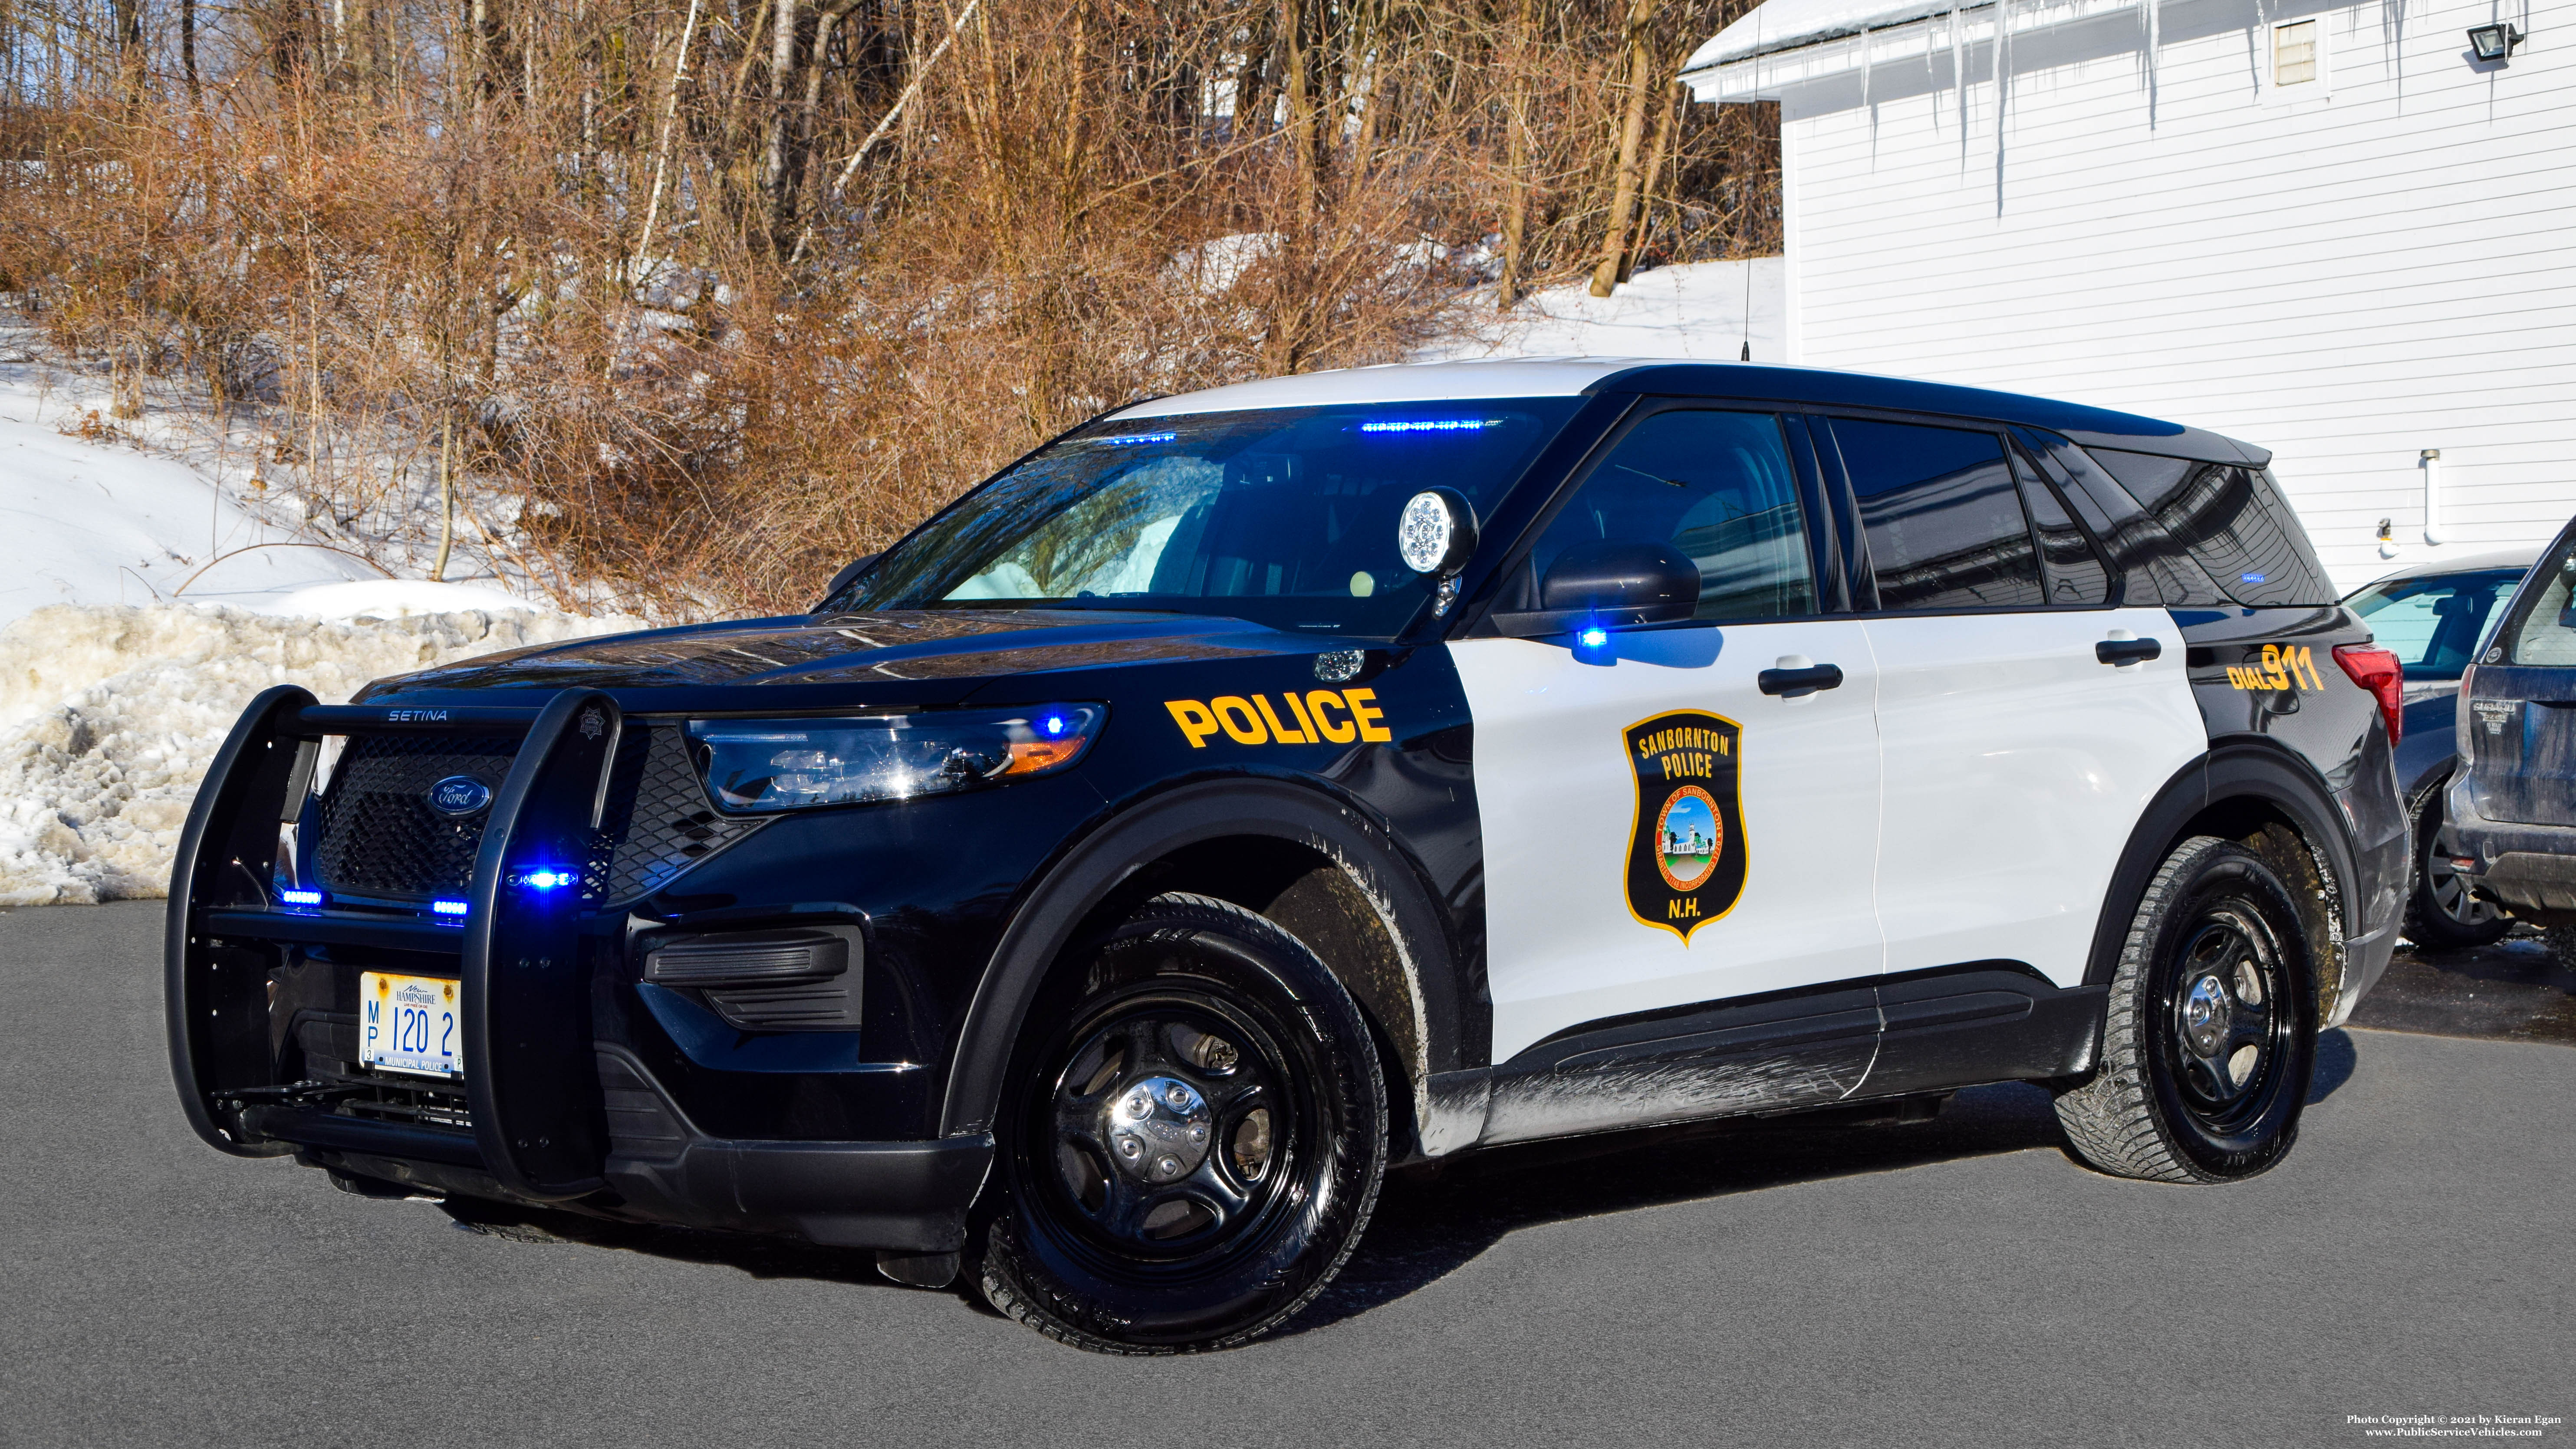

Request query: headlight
[{"left": 689, "top": 704, "right": 1105, "bottom": 812}]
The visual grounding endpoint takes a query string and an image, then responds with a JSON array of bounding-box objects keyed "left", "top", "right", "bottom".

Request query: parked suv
[
  {"left": 2447, "top": 516, "right": 2576, "bottom": 964},
  {"left": 168, "top": 360, "right": 2408, "bottom": 1353},
  {"left": 2343, "top": 550, "right": 2536, "bottom": 947}
]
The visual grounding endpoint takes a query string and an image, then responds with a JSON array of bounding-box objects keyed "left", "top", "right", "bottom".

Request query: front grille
[
  {"left": 594, "top": 725, "right": 768, "bottom": 903},
  {"left": 308, "top": 724, "right": 764, "bottom": 908},
  {"left": 313, "top": 734, "right": 518, "bottom": 897}
]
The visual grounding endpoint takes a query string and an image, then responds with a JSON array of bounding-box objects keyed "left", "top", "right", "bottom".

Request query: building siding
[{"left": 1697, "top": 0, "right": 2576, "bottom": 587}]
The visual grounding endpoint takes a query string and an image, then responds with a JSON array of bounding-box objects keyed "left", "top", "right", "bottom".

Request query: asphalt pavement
[{"left": 3, "top": 901, "right": 2568, "bottom": 1448}]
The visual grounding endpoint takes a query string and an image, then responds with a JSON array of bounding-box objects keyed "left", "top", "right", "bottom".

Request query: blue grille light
[
  {"left": 1579, "top": 626, "right": 1609, "bottom": 648},
  {"left": 1359, "top": 418, "right": 1490, "bottom": 434},
  {"left": 278, "top": 888, "right": 324, "bottom": 907},
  {"left": 520, "top": 869, "right": 572, "bottom": 890},
  {"left": 432, "top": 899, "right": 470, "bottom": 917}
]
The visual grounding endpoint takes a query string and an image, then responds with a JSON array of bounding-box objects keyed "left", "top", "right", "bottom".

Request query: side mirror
[
  {"left": 1540, "top": 541, "right": 1700, "bottom": 626},
  {"left": 816, "top": 552, "right": 880, "bottom": 611},
  {"left": 1397, "top": 489, "right": 1479, "bottom": 579}
]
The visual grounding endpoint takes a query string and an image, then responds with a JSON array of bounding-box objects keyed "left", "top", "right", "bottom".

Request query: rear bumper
[{"left": 2444, "top": 779, "right": 2576, "bottom": 925}]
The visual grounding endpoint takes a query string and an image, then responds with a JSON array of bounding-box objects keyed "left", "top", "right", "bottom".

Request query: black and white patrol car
[{"left": 168, "top": 359, "right": 2411, "bottom": 1353}]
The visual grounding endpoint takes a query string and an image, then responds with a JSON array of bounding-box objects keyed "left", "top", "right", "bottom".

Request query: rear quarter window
[
  {"left": 2502, "top": 545, "right": 2576, "bottom": 667},
  {"left": 2085, "top": 449, "right": 2337, "bottom": 607}
]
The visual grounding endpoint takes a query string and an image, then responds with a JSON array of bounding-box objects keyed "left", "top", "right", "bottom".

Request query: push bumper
[{"left": 166, "top": 685, "right": 989, "bottom": 1253}]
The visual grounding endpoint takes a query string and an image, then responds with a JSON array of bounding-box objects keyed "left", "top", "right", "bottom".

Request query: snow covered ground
[
  {"left": 0, "top": 328, "right": 627, "bottom": 904},
  {"left": 1424, "top": 257, "right": 1789, "bottom": 366}
]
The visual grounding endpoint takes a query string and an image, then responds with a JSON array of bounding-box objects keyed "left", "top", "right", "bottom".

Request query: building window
[{"left": 2274, "top": 20, "right": 2319, "bottom": 85}]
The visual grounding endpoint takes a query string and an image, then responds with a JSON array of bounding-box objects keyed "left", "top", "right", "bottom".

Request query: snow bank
[
  {"left": 0, "top": 601, "right": 623, "bottom": 905},
  {"left": 1422, "top": 257, "right": 1790, "bottom": 366},
  {"left": 0, "top": 412, "right": 388, "bottom": 630}
]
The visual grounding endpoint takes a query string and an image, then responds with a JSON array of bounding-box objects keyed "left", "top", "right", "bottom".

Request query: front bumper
[{"left": 167, "top": 685, "right": 990, "bottom": 1252}]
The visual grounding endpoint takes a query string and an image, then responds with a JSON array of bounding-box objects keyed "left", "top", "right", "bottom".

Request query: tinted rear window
[{"left": 2085, "top": 449, "right": 2336, "bottom": 607}]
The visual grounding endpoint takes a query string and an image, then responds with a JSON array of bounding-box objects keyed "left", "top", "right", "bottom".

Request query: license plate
[{"left": 360, "top": 972, "right": 464, "bottom": 1080}]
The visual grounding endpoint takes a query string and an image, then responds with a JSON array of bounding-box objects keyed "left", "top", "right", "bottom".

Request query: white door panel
[
  {"left": 1864, "top": 606, "right": 2203, "bottom": 986},
  {"left": 1454, "top": 624, "right": 1884, "bottom": 1065}
]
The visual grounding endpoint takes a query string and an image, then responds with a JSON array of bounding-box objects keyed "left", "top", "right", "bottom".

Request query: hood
[{"left": 359, "top": 609, "right": 1298, "bottom": 697}]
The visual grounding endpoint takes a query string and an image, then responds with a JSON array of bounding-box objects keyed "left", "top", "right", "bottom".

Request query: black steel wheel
[
  {"left": 2055, "top": 835, "right": 2319, "bottom": 1183},
  {"left": 2402, "top": 783, "right": 2511, "bottom": 949},
  {"left": 973, "top": 893, "right": 1385, "bottom": 1353}
]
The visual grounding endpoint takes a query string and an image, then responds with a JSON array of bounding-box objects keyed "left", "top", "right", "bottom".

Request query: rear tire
[
  {"left": 2055, "top": 836, "right": 2319, "bottom": 1183},
  {"left": 2402, "top": 784, "right": 2511, "bottom": 949},
  {"left": 972, "top": 893, "right": 1386, "bottom": 1353}
]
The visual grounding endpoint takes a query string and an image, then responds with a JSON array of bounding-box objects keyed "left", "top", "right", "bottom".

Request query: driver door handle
[
  {"left": 1758, "top": 662, "right": 1845, "bottom": 698},
  {"left": 2096, "top": 637, "right": 2163, "bottom": 666}
]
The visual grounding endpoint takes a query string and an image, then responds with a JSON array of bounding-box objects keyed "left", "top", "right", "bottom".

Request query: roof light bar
[{"left": 1360, "top": 418, "right": 1491, "bottom": 434}]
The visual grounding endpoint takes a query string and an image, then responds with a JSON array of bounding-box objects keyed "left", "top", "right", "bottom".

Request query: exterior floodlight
[{"left": 2467, "top": 22, "right": 2522, "bottom": 60}]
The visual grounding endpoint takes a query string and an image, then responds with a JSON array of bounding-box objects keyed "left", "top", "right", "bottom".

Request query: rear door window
[
  {"left": 2013, "top": 449, "right": 2113, "bottom": 605},
  {"left": 2085, "top": 450, "right": 2336, "bottom": 607},
  {"left": 1826, "top": 418, "right": 2047, "bottom": 610}
]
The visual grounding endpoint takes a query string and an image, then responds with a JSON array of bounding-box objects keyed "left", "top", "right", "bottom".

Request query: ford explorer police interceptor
[{"left": 167, "top": 359, "right": 2410, "bottom": 1353}]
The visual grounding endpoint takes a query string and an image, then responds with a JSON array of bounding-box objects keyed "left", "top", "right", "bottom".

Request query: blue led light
[
  {"left": 1579, "top": 627, "right": 1609, "bottom": 648},
  {"left": 1041, "top": 713, "right": 1068, "bottom": 737},
  {"left": 278, "top": 888, "right": 323, "bottom": 907},
  {"left": 1087, "top": 431, "right": 1177, "bottom": 446},
  {"left": 1360, "top": 418, "right": 1490, "bottom": 434},
  {"left": 520, "top": 870, "right": 572, "bottom": 890},
  {"left": 432, "top": 899, "right": 469, "bottom": 917}
]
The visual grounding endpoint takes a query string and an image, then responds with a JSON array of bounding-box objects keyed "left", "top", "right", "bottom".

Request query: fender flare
[
  {"left": 2085, "top": 739, "right": 2362, "bottom": 992},
  {"left": 935, "top": 776, "right": 1469, "bottom": 1147}
]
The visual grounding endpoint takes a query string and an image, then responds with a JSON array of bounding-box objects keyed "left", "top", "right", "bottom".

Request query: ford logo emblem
[{"left": 428, "top": 776, "right": 493, "bottom": 817}]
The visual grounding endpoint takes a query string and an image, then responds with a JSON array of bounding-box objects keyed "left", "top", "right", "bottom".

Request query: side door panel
[
  {"left": 1862, "top": 606, "right": 2201, "bottom": 986},
  {"left": 1454, "top": 621, "right": 1884, "bottom": 1064}
]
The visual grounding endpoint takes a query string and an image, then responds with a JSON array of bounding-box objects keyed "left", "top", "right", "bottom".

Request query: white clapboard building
[{"left": 1680, "top": 0, "right": 2573, "bottom": 588}]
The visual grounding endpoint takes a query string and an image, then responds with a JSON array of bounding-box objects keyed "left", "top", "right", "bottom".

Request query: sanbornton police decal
[{"left": 1624, "top": 710, "right": 1746, "bottom": 942}]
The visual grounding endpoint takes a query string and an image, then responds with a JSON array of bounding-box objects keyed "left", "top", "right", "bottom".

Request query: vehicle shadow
[
  {"left": 451, "top": 1031, "right": 2366, "bottom": 1330},
  {"left": 1287, "top": 1081, "right": 2072, "bottom": 1335}
]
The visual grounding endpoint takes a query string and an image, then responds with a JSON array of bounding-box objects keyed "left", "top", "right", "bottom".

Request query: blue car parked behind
[{"left": 2345, "top": 548, "right": 2536, "bottom": 947}]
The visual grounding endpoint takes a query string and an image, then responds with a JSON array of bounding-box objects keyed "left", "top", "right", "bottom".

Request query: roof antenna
[{"left": 1740, "top": 254, "right": 1754, "bottom": 361}]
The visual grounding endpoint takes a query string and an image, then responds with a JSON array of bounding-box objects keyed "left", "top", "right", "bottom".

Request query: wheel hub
[
  {"left": 2182, "top": 973, "right": 2232, "bottom": 1057},
  {"left": 1106, "top": 1075, "right": 1213, "bottom": 1185}
]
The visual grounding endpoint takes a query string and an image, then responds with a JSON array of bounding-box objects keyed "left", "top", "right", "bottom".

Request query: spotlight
[{"left": 2467, "top": 22, "right": 2523, "bottom": 60}]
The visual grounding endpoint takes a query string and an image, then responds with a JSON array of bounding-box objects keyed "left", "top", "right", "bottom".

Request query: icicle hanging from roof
[
  {"left": 2146, "top": 0, "right": 2161, "bottom": 124},
  {"left": 1994, "top": 0, "right": 2011, "bottom": 181},
  {"left": 1951, "top": 1, "right": 1967, "bottom": 160}
]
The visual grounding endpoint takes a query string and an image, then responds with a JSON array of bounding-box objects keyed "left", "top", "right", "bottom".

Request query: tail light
[{"left": 2334, "top": 644, "right": 2404, "bottom": 747}]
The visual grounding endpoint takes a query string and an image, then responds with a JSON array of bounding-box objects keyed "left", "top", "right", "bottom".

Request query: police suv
[{"left": 168, "top": 360, "right": 2410, "bottom": 1353}]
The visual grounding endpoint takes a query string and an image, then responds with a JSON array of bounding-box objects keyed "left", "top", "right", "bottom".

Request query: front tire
[
  {"left": 973, "top": 893, "right": 1387, "bottom": 1353},
  {"left": 2055, "top": 836, "right": 2319, "bottom": 1183},
  {"left": 2402, "top": 783, "right": 2511, "bottom": 949}
]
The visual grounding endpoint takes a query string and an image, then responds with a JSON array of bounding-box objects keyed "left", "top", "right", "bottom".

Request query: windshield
[
  {"left": 839, "top": 398, "right": 1588, "bottom": 636},
  {"left": 2344, "top": 567, "right": 2525, "bottom": 680}
]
